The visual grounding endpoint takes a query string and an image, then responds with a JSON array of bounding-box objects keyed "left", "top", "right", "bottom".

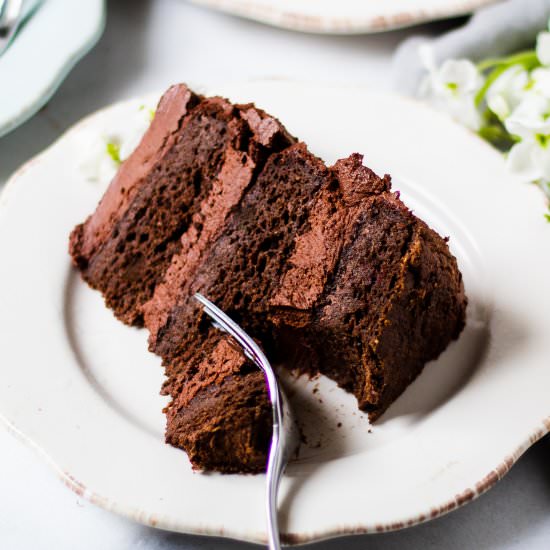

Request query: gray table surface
[{"left": 1, "top": 1, "right": 549, "bottom": 548}]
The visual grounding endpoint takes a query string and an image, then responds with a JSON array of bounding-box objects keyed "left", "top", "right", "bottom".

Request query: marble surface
[{"left": 1, "top": 1, "right": 549, "bottom": 548}]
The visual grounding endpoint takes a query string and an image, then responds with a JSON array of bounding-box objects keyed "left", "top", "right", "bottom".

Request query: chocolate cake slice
[{"left": 70, "top": 84, "right": 466, "bottom": 474}]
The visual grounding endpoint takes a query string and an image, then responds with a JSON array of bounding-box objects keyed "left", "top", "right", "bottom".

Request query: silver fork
[
  {"left": 0, "top": 0, "right": 23, "bottom": 57},
  {"left": 194, "top": 293, "right": 298, "bottom": 550}
]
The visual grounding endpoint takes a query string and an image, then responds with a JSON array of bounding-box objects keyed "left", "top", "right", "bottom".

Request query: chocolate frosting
[{"left": 77, "top": 84, "right": 198, "bottom": 260}]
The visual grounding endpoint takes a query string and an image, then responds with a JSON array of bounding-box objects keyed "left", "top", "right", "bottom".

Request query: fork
[
  {"left": 0, "top": 0, "right": 23, "bottom": 57},
  {"left": 194, "top": 293, "right": 299, "bottom": 550}
]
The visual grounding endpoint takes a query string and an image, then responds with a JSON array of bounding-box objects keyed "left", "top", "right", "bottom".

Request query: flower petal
[
  {"left": 532, "top": 142, "right": 550, "bottom": 180},
  {"left": 536, "top": 31, "right": 550, "bottom": 66},
  {"left": 507, "top": 141, "right": 544, "bottom": 181},
  {"left": 486, "top": 66, "right": 529, "bottom": 113},
  {"left": 438, "top": 59, "right": 481, "bottom": 94},
  {"left": 78, "top": 134, "right": 111, "bottom": 183},
  {"left": 97, "top": 156, "right": 118, "bottom": 190},
  {"left": 488, "top": 94, "right": 510, "bottom": 120},
  {"left": 530, "top": 67, "right": 550, "bottom": 97},
  {"left": 447, "top": 96, "right": 482, "bottom": 131},
  {"left": 505, "top": 94, "right": 550, "bottom": 138},
  {"left": 118, "top": 110, "right": 152, "bottom": 160}
]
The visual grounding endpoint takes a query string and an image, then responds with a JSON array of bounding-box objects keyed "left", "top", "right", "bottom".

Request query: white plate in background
[{"left": 189, "top": 0, "right": 498, "bottom": 34}]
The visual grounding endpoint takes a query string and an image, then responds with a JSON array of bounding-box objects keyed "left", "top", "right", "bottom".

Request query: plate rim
[
  {"left": 0, "top": 80, "right": 549, "bottom": 545},
  {"left": 188, "top": 0, "right": 498, "bottom": 34},
  {"left": 1, "top": 410, "right": 549, "bottom": 544}
]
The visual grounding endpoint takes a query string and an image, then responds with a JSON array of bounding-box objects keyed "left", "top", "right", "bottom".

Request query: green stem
[
  {"left": 475, "top": 51, "right": 541, "bottom": 107},
  {"left": 475, "top": 65, "right": 510, "bottom": 106},
  {"left": 476, "top": 50, "right": 539, "bottom": 72}
]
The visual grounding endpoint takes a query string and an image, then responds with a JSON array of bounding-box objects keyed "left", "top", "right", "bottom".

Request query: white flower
[
  {"left": 505, "top": 94, "right": 550, "bottom": 138},
  {"left": 117, "top": 108, "right": 152, "bottom": 160},
  {"left": 486, "top": 66, "right": 529, "bottom": 120},
  {"left": 507, "top": 140, "right": 550, "bottom": 181},
  {"left": 78, "top": 133, "right": 118, "bottom": 184},
  {"left": 536, "top": 29, "right": 550, "bottom": 66},
  {"left": 504, "top": 85, "right": 550, "bottom": 183},
  {"left": 505, "top": 94, "right": 550, "bottom": 182},
  {"left": 78, "top": 104, "right": 153, "bottom": 188},
  {"left": 418, "top": 45, "right": 482, "bottom": 130},
  {"left": 505, "top": 92, "right": 550, "bottom": 182},
  {"left": 530, "top": 67, "right": 550, "bottom": 97}
]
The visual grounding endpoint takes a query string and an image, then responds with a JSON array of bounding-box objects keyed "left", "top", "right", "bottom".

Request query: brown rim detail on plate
[
  {"left": 188, "top": 0, "right": 498, "bottom": 34},
  {"left": 280, "top": 416, "right": 550, "bottom": 543},
  {"left": 51, "top": 410, "right": 544, "bottom": 544},
  {"left": 48, "top": 413, "right": 549, "bottom": 545}
]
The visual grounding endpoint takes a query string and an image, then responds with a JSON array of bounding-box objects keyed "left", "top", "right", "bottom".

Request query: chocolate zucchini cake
[{"left": 70, "top": 84, "right": 467, "bottom": 473}]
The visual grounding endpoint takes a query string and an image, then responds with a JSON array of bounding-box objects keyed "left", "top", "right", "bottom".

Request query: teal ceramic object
[{"left": 0, "top": 0, "right": 105, "bottom": 138}]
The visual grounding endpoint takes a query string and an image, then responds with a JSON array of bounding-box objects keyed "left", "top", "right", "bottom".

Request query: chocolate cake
[{"left": 70, "top": 84, "right": 467, "bottom": 474}]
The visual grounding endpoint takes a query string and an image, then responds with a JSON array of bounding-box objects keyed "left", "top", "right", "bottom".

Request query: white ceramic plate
[
  {"left": 189, "top": 0, "right": 498, "bottom": 34},
  {"left": 0, "top": 0, "right": 105, "bottom": 138},
  {"left": 0, "top": 81, "right": 549, "bottom": 545}
]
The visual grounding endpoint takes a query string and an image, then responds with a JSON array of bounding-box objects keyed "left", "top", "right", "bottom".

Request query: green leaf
[
  {"left": 106, "top": 141, "right": 121, "bottom": 165},
  {"left": 475, "top": 65, "right": 509, "bottom": 107}
]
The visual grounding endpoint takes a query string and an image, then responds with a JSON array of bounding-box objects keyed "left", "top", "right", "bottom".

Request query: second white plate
[{"left": 189, "top": 0, "right": 498, "bottom": 34}]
